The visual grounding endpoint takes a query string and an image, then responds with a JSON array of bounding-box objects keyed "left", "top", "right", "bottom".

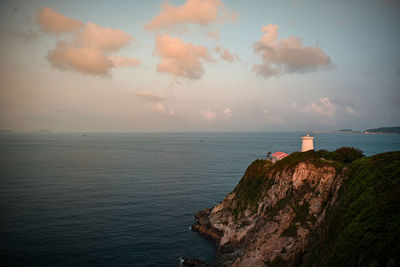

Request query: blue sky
[{"left": 0, "top": 0, "right": 399, "bottom": 132}]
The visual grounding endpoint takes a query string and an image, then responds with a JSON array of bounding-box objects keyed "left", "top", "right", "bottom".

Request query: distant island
[
  {"left": 363, "top": 126, "right": 400, "bottom": 134},
  {"left": 337, "top": 129, "right": 362, "bottom": 134},
  {"left": 337, "top": 126, "right": 400, "bottom": 135},
  {"left": 30, "top": 129, "right": 52, "bottom": 134},
  {"left": 0, "top": 129, "right": 14, "bottom": 133}
]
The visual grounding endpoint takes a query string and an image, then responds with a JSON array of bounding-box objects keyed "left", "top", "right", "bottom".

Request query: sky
[{"left": 0, "top": 0, "right": 399, "bottom": 132}]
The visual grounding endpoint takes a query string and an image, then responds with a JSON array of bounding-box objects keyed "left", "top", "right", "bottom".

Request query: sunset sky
[{"left": 0, "top": 0, "right": 399, "bottom": 132}]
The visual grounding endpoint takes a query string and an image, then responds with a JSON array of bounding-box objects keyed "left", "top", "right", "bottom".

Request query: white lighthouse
[{"left": 301, "top": 133, "right": 314, "bottom": 152}]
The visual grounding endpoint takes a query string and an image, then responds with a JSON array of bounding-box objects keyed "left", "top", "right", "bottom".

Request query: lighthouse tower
[{"left": 301, "top": 133, "right": 314, "bottom": 152}]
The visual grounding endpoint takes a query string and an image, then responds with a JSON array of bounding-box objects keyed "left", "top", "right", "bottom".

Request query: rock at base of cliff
[
  {"left": 191, "top": 208, "right": 223, "bottom": 242},
  {"left": 181, "top": 256, "right": 210, "bottom": 267}
]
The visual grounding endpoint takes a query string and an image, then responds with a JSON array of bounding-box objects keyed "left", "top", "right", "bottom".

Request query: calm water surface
[{"left": 1, "top": 132, "right": 400, "bottom": 266}]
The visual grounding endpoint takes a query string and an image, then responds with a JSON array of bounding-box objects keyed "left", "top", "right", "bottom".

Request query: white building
[{"left": 301, "top": 134, "right": 314, "bottom": 152}]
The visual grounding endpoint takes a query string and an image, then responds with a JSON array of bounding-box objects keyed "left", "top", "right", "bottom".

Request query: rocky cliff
[{"left": 184, "top": 149, "right": 400, "bottom": 266}]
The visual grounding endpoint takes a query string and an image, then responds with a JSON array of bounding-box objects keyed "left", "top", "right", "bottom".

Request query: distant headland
[{"left": 337, "top": 126, "right": 400, "bottom": 135}]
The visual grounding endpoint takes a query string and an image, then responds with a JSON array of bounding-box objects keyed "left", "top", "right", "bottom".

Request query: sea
[{"left": 1, "top": 132, "right": 400, "bottom": 266}]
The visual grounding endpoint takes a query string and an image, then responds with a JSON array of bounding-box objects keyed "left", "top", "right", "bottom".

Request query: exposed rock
[
  {"left": 188, "top": 150, "right": 400, "bottom": 266},
  {"left": 192, "top": 208, "right": 223, "bottom": 242},
  {"left": 181, "top": 256, "right": 210, "bottom": 267}
]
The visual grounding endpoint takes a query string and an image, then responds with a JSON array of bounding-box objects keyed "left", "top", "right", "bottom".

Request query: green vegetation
[
  {"left": 267, "top": 195, "right": 292, "bottom": 219},
  {"left": 317, "top": 147, "right": 364, "bottom": 163},
  {"left": 272, "top": 150, "right": 329, "bottom": 174},
  {"left": 364, "top": 126, "right": 400, "bottom": 134},
  {"left": 231, "top": 147, "right": 365, "bottom": 221},
  {"left": 231, "top": 159, "right": 272, "bottom": 219},
  {"left": 305, "top": 151, "right": 400, "bottom": 266}
]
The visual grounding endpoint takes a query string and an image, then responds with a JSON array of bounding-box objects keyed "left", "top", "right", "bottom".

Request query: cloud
[
  {"left": 215, "top": 46, "right": 239, "bottom": 62},
  {"left": 201, "top": 108, "right": 217, "bottom": 121},
  {"left": 345, "top": 106, "right": 358, "bottom": 115},
  {"left": 222, "top": 108, "right": 232, "bottom": 118},
  {"left": 76, "top": 22, "right": 134, "bottom": 51},
  {"left": 253, "top": 24, "right": 332, "bottom": 77},
  {"left": 154, "top": 34, "right": 212, "bottom": 79},
  {"left": 37, "top": 7, "right": 83, "bottom": 34},
  {"left": 262, "top": 108, "right": 284, "bottom": 124},
  {"left": 47, "top": 42, "right": 114, "bottom": 75},
  {"left": 110, "top": 56, "right": 141, "bottom": 67},
  {"left": 135, "top": 92, "right": 164, "bottom": 102},
  {"left": 145, "top": 0, "right": 237, "bottom": 31},
  {"left": 206, "top": 29, "right": 220, "bottom": 41},
  {"left": 0, "top": 29, "right": 38, "bottom": 41},
  {"left": 306, "top": 97, "right": 336, "bottom": 117},
  {"left": 39, "top": 7, "right": 140, "bottom": 75},
  {"left": 154, "top": 103, "right": 176, "bottom": 116}
]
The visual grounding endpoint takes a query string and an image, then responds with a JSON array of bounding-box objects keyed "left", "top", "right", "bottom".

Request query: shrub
[
  {"left": 333, "top": 147, "right": 364, "bottom": 163},
  {"left": 317, "top": 147, "right": 364, "bottom": 164}
]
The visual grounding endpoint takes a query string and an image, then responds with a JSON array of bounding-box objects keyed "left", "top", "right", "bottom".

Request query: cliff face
[{"left": 188, "top": 150, "right": 400, "bottom": 267}]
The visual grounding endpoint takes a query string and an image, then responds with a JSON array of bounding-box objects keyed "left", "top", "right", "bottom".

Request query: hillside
[
  {"left": 184, "top": 149, "right": 400, "bottom": 266},
  {"left": 364, "top": 127, "right": 400, "bottom": 134}
]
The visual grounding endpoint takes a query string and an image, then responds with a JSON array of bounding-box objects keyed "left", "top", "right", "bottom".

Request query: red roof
[{"left": 271, "top": 151, "right": 289, "bottom": 159}]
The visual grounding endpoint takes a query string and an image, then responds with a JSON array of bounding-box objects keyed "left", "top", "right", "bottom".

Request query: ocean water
[{"left": 1, "top": 132, "right": 400, "bottom": 266}]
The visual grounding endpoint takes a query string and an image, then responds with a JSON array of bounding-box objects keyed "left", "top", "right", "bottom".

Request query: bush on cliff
[
  {"left": 305, "top": 151, "right": 400, "bottom": 266},
  {"left": 317, "top": 147, "right": 364, "bottom": 163}
]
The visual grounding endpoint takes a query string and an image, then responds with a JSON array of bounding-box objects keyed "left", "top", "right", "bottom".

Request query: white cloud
[
  {"left": 306, "top": 97, "right": 336, "bottom": 117},
  {"left": 345, "top": 106, "right": 358, "bottom": 115}
]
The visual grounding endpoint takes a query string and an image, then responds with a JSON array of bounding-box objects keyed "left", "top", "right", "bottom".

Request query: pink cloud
[
  {"left": 154, "top": 34, "right": 212, "bottom": 79},
  {"left": 253, "top": 24, "right": 332, "bottom": 77},
  {"left": 201, "top": 108, "right": 217, "bottom": 121},
  {"left": 39, "top": 7, "right": 140, "bottom": 75},
  {"left": 135, "top": 92, "right": 164, "bottom": 102},
  {"left": 76, "top": 22, "right": 134, "bottom": 51},
  {"left": 206, "top": 29, "right": 220, "bottom": 41},
  {"left": 215, "top": 46, "right": 239, "bottom": 62},
  {"left": 154, "top": 103, "right": 176, "bottom": 116},
  {"left": 145, "top": 0, "right": 237, "bottom": 31},
  {"left": 37, "top": 7, "right": 83, "bottom": 34},
  {"left": 110, "top": 56, "right": 141, "bottom": 67},
  {"left": 47, "top": 42, "right": 113, "bottom": 75},
  {"left": 222, "top": 108, "right": 232, "bottom": 118}
]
